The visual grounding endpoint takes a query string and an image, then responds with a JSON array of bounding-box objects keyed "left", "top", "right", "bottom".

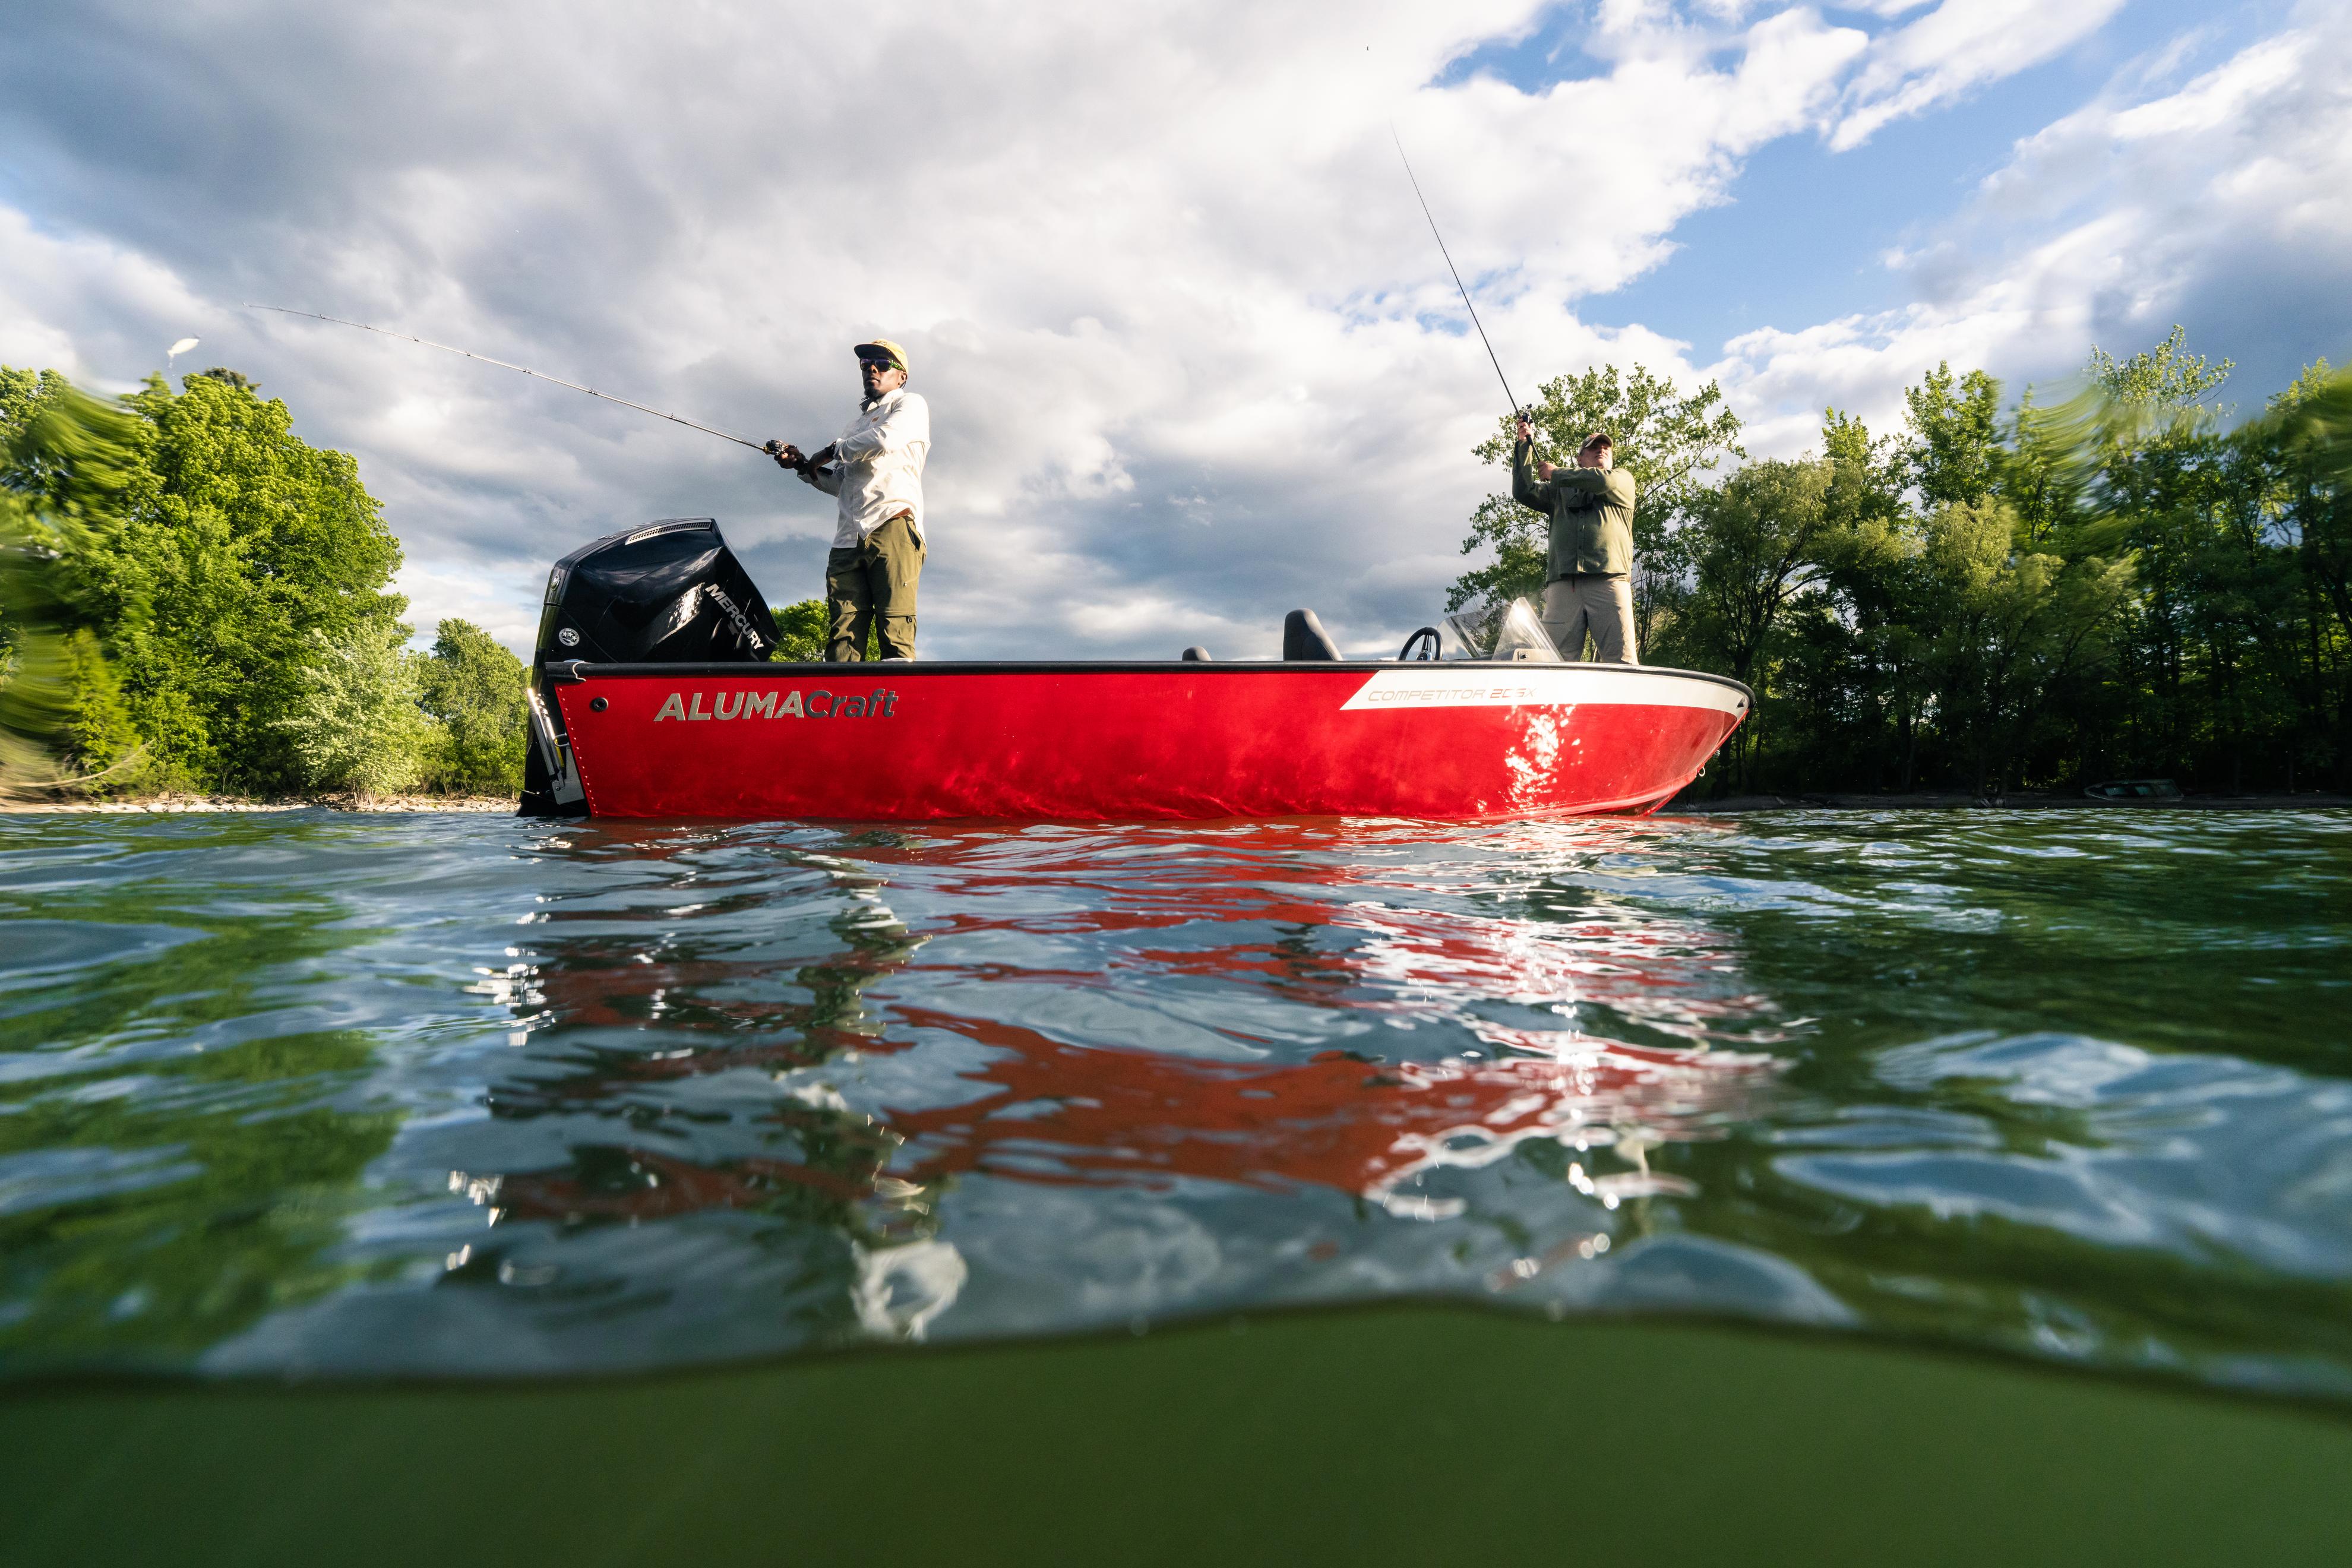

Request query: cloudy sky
[{"left": 4, "top": 0, "right": 2346, "bottom": 659}]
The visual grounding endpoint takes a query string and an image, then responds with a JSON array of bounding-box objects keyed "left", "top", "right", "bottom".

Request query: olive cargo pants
[
  {"left": 1541, "top": 573, "right": 1638, "bottom": 664},
  {"left": 826, "top": 511, "right": 923, "bottom": 661}
]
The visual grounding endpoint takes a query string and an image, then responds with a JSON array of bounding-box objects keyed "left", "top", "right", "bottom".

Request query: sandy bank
[{"left": 1, "top": 793, "right": 518, "bottom": 815}]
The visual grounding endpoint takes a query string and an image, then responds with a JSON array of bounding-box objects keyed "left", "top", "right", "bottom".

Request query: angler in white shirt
[{"left": 768, "top": 338, "right": 930, "bottom": 660}]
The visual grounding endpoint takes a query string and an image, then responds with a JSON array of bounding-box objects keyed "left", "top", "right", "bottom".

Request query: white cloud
[
  {"left": 1829, "top": 0, "right": 2127, "bottom": 151},
  {"left": 1, "top": 0, "right": 1869, "bottom": 659},
  {"left": 4, "top": 0, "right": 2338, "bottom": 662},
  {"left": 393, "top": 559, "right": 543, "bottom": 652},
  {"left": 0, "top": 208, "right": 206, "bottom": 382},
  {"left": 1716, "top": 10, "right": 2352, "bottom": 454},
  {"left": 2110, "top": 32, "right": 2305, "bottom": 140}
]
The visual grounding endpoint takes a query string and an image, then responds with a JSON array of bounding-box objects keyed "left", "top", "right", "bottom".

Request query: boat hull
[{"left": 547, "top": 661, "right": 1749, "bottom": 822}]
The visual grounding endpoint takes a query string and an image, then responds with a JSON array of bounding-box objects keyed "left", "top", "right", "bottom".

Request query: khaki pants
[
  {"left": 1541, "top": 574, "right": 1637, "bottom": 664},
  {"left": 826, "top": 511, "right": 923, "bottom": 661}
]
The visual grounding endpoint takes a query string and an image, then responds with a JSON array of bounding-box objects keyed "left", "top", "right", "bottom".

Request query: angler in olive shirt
[{"left": 1512, "top": 421, "right": 1638, "bottom": 663}]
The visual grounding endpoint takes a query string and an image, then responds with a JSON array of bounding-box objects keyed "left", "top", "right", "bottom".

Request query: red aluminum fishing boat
[
  {"left": 518, "top": 517, "right": 1750, "bottom": 822},
  {"left": 536, "top": 657, "right": 1747, "bottom": 821}
]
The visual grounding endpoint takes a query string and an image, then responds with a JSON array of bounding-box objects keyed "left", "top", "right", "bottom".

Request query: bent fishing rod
[
  {"left": 1391, "top": 127, "right": 1529, "bottom": 428},
  {"left": 245, "top": 304, "right": 769, "bottom": 451}
]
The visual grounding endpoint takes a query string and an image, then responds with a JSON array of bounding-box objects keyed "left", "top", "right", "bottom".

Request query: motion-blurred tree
[
  {"left": 2, "top": 365, "right": 413, "bottom": 796},
  {"left": 0, "top": 368, "right": 148, "bottom": 792}
]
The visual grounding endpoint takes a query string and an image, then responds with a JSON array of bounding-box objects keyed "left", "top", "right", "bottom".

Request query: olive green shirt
[{"left": 1513, "top": 441, "right": 1636, "bottom": 578}]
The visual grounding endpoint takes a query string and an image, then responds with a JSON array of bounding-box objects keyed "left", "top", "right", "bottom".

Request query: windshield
[{"left": 1441, "top": 598, "right": 1560, "bottom": 661}]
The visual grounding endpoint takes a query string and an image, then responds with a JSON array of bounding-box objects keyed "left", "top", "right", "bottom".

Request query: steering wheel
[{"left": 1398, "top": 627, "right": 1441, "bottom": 661}]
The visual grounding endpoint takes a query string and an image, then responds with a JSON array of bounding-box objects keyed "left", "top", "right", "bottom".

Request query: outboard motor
[{"left": 519, "top": 517, "right": 779, "bottom": 817}]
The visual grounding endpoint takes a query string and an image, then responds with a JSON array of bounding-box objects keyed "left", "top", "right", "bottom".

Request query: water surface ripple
[{"left": 2, "top": 808, "right": 2347, "bottom": 1393}]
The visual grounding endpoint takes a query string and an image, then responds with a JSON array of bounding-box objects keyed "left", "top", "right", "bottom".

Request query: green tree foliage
[
  {"left": 2238, "top": 360, "right": 2352, "bottom": 786},
  {"left": 1453, "top": 330, "right": 2352, "bottom": 796},
  {"left": 275, "top": 619, "right": 434, "bottom": 798},
  {"left": 770, "top": 598, "right": 830, "bottom": 662},
  {"left": 1648, "top": 458, "right": 1835, "bottom": 787},
  {"left": 108, "top": 371, "right": 407, "bottom": 790},
  {"left": 1659, "top": 458, "right": 1835, "bottom": 685},
  {"left": 1916, "top": 498, "right": 2135, "bottom": 792},
  {"left": 1902, "top": 362, "right": 2005, "bottom": 507},
  {"left": 417, "top": 618, "right": 527, "bottom": 795},
  {"left": 4, "top": 366, "right": 532, "bottom": 800},
  {"left": 769, "top": 596, "right": 881, "bottom": 660},
  {"left": 2, "top": 365, "right": 411, "bottom": 794}
]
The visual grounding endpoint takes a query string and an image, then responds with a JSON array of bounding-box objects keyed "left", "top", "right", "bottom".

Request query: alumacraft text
[{"left": 653, "top": 688, "right": 899, "bottom": 720}]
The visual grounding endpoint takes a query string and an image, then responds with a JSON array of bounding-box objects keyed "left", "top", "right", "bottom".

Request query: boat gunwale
[{"left": 544, "top": 659, "right": 1756, "bottom": 704}]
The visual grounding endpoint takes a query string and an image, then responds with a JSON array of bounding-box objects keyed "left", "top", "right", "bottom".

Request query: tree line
[
  {"left": 1463, "top": 329, "right": 2352, "bottom": 796},
  {"left": 0, "top": 363, "right": 842, "bottom": 800},
  {"left": 9, "top": 331, "right": 2351, "bottom": 804},
  {"left": 1, "top": 366, "right": 527, "bottom": 798}
]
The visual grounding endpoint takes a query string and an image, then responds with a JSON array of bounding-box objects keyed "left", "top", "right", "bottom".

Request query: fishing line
[
  {"left": 1391, "top": 126, "right": 1524, "bottom": 421},
  {"left": 246, "top": 304, "right": 768, "bottom": 451}
]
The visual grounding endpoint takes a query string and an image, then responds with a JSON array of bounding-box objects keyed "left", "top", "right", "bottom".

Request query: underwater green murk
[{"left": 1, "top": 807, "right": 2348, "bottom": 1401}]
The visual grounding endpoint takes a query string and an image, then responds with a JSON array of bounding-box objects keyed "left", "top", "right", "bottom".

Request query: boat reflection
[
  {"left": 881, "top": 1008, "right": 1768, "bottom": 1221},
  {"left": 472, "top": 818, "right": 1783, "bottom": 1338}
]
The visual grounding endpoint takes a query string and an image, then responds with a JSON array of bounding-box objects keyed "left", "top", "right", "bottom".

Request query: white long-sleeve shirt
[{"left": 802, "top": 387, "right": 930, "bottom": 548}]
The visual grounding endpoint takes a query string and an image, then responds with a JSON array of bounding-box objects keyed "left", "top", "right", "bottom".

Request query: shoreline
[
  {"left": 1673, "top": 789, "right": 2352, "bottom": 813},
  {"left": 0, "top": 793, "right": 519, "bottom": 815},
  {"left": 5, "top": 791, "right": 2347, "bottom": 818}
]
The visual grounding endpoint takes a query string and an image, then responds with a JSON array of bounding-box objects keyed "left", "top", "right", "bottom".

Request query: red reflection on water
[
  {"left": 885, "top": 1007, "right": 1769, "bottom": 1213},
  {"left": 492, "top": 819, "right": 1775, "bottom": 1224},
  {"left": 489, "top": 1025, "right": 1766, "bottom": 1229}
]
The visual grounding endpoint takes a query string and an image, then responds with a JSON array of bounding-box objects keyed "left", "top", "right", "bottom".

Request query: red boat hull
[{"left": 547, "top": 661, "right": 1749, "bottom": 822}]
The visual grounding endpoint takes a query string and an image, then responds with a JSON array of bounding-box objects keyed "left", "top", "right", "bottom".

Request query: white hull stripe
[{"left": 1340, "top": 666, "right": 1748, "bottom": 713}]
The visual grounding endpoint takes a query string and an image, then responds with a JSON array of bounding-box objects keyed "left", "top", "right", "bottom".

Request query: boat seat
[
  {"left": 1181, "top": 646, "right": 1212, "bottom": 661},
  {"left": 1282, "top": 609, "right": 1342, "bottom": 662}
]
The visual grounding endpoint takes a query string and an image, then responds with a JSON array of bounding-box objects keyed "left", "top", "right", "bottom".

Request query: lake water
[{"left": 4, "top": 808, "right": 2349, "bottom": 1398}]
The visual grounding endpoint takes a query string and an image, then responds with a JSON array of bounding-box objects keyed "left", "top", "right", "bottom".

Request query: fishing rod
[
  {"left": 245, "top": 304, "right": 769, "bottom": 451},
  {"left": 1391, "top": 127, "right": 1528, "bottom": 427}
]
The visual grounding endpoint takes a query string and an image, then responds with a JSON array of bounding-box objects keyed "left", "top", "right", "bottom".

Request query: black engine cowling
[{"left": 519, "top": 517, "right": 779, "bottom": 817}]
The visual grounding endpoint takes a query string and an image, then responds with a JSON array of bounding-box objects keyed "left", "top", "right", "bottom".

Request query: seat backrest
[
  {"left": 1180, "top": 646, "right": 1213, "bottom": 662},
  {"left": 1282, "top": 609, "right": 1342, "bottom": 662}
]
